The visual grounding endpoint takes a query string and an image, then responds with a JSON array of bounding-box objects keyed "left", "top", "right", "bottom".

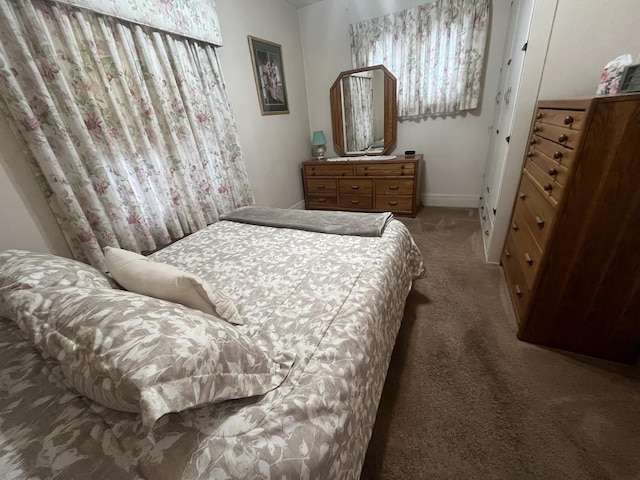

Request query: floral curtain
[
  {"left": 0, "top": 0, "right": 253, "bottom": 269},
  {"left": 343, "top": 73, "right": 374, "bottom": 152},
  {"left": 350, "top": 0, "right": 489, "bottom": 118}
]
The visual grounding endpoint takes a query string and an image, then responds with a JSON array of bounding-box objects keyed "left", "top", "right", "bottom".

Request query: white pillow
[{"left": 104, "top": 247, "right": 243, "bottom": 325}]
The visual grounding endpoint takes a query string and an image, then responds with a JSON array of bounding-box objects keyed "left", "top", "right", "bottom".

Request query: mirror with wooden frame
[{"left": 330, "top": 65, "right": 397, "bottom": 156}]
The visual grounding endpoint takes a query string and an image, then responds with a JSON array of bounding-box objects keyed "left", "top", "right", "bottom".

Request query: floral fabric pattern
[
  {"left": 54, "top": 0, "right": 223, "bottom": 46},
  {"left": 350, "top": 0, "right": 490, "bottom": 118},
  {"left": 3, "top": 286, "right": 293, "bottom": 433},
  {"left": 0, "top": 1, "right": 254, "bottom": 269},
  {"left": 0, "top": 219, "right": 425, "bottom": 479}
]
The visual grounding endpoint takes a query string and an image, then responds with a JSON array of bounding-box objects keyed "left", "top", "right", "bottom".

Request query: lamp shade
[{"left": 311, "top": 130, "right": 327, "bottom": 146}]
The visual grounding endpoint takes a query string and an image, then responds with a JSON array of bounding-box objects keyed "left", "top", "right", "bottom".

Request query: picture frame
[{"left": 248, "top": 36, "right": 289, "bottom": 115}]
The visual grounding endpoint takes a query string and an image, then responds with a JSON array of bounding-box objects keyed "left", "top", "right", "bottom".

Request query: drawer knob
[
  {"left": 534, "top": 125, "right": 541, "bottom": 132},
  {"left": 527, "top": 151, "right": 534, "bottom": 158},
  {"left": 519, "top": 192, "right": 526, "bottom": 200},
  {"left": 535, "top": 215, "right": 545, "bottom": 228},
  {"left": 389, "top": 185, "right": 399, "bottom": 190},
  {"left": 530, "top": 138, "right": 537, "bottom": 146},
  {"left": 389, "top": 201, "right": 398, "bottom": 206},
  {"left": 548, "top": 168, "right": 558, "bottom": 177},
  {"left": 558, "top": 134, "right": 568, "bottom": 143},
  {"left": 553, "top": 151, "right": 563, "bottom": 160},
  {"left": 351, "top": 185, "right": 360, "bottom": 190},
  {"left": 505, "top": 248, "right": 512, "bottom": 258},
  {"left": 512, "top": 222, "right": 519, "bottom": 231},
  {"left": 543, "top": 183, "right": 553, "bottom": 192},
  {"left": 536, "top": 112, "right": 543, "bottom": 120},
  {"left": 525, "top": 253, "right": 533, "bottom": 265},
  {"left": 563, "top": 115, "right": 574, "bottom": 125},
  {"left": 351, "top": 200, "right": 360, "bottom": 205},
  {"left": 515, "top": 284, "right": 523, "bottom": 296}
]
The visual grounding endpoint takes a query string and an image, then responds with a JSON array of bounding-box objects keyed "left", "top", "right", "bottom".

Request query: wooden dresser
[
  {"left": 301, "top": 155, "right": 422, "bottom": 217},
  {"left": 502, "top": 93, "right": 640, "bottom": 362}
]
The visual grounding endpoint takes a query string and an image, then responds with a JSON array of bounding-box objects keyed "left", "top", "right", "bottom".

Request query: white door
[{"left": 481, "top": 0, "right": 535, "bottom": 233}]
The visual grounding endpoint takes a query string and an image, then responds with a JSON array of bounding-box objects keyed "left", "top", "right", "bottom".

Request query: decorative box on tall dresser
[
  {"left": 502, "top": 93, "right": 640, "bottom": 363},
  {"left": 301, "top": 155, "right": 423, "bottom": 217}
]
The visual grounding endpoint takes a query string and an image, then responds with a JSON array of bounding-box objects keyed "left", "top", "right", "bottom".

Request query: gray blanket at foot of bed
[{"left": 220, "top": 206, "right": 393, "bottom": 237}]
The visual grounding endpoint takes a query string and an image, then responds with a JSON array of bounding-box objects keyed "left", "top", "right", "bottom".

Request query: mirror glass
[{"left": 330, "top": 65, "right": 396, "bottom": 157}]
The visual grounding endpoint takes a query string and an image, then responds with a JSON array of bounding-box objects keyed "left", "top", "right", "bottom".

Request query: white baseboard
[
  {"left": 422, "top": 194, "right": 481, "bottom": 208},
  {"left": 289, "top": 200, "right": 306, "bottom": 210}
]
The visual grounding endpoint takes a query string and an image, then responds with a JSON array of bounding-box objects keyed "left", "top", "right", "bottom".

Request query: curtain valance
[{"left": 52, "top": 0, "right": 222, "bottom": 46}]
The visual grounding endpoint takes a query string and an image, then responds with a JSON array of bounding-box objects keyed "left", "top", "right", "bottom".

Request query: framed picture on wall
[{"left": 248, "top": 36, "right": 289, "bottom": 115}]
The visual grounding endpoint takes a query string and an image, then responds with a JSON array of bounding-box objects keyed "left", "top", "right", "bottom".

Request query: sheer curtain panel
[
  {"left": 350, "top": 0, "right": 490, "bottom": 118},
  {"left": 0, "top": 1, "right": 253, "bottom": 269}
]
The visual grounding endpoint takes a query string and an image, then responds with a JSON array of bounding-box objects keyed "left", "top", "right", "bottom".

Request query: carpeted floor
[{"left": 361, "top": 207, "right": 640, "bottom": 480}]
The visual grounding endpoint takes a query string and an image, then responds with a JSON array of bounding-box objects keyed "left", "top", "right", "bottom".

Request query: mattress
[{"left": 0, "top": 218, "right": 425, "bottom": 479}]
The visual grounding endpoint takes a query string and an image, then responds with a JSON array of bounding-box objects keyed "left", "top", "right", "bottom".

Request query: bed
[{"left": 0, "top": 210, "right": 425, "bottom": 479}]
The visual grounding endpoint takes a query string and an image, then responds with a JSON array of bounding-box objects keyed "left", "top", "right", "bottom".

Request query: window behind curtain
[{"left": 350, "top": 0, "right": 490, "bottom": 119}]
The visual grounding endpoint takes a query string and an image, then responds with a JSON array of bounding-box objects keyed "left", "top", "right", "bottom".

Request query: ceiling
[{"left": 283, "top": 0, "right": 324, "bottom": 8}]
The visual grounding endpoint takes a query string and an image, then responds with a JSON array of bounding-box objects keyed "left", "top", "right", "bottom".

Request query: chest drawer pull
[
  {"left": 534, "top": 125, "right": 541, "bottom": 132},
  {"left": 548, "top": 168, "right": 558, "bottom": 177},
  {"left": 505, "top": 249, "right": 512, "bottom": 258},
  {"left": 558, "top": 134, "right": 568, "bottom": 143},
  {"left": 530, "top": 138, "right": 537, "bottom": 145},
  {"left": 527, "top": 151, "right": 535, "bottom": 158},
  {"left": 536, "top": 112, "right": 543, "bottom": 120},
  {"left": 543, "top": 183, "right": 553, "bottom": 192},
  {"left": 317, "top": 198, "right": 327, "bottom": 203},
  {"left": 351, "top": 185, "right": 360, "bottom": 190},
  {"left": 512, "top": 222, "right": 519, "bottom": 231},
  {"left": 316, "top": 185, "right": 326, "bottom": 189},
  {"left": 535, "top": 216, "right": 545, "bottom": 227},
  {"left": 515, "top": 284, "right": 523, "bottom": 296},
  {"left": 388, "top": 201, "right": 399, "bottom": 206},
  {"left": 351, "top": 200, "right": 360, "bottom": 205},
  {"left": 524, "top": 253, "right": 533, "bottom": 265},
  {"left": 389, "top": 185, "right": 399, "bottom": 190},
  {"left": 519, "top": 192, "right": 526, "bottom": 200},
  {"left": 553, "top": 151, "right": 563, "bottom": 159},
  {"left": 563, "top": 115, "right": 574, "bottom": 125}
]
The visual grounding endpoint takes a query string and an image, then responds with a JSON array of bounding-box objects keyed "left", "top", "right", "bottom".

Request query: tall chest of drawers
[
  {"left": 301, "top": 155, "right": 422, "bottom": 217},
  {"left": 502, "top": 94, "right": 640, "bottom": 363}
]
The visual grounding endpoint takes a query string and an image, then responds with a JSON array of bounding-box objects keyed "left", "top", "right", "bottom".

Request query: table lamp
[{"left": 312, "top": 130, "right": 327, "bottom": 160}]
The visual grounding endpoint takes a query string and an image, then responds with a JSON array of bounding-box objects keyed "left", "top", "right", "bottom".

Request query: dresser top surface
[{"left": 302, "top": 154, "right": 422, "bottom": 166}]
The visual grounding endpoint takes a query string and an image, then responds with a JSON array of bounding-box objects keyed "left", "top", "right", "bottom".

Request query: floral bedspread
[{"left": 0, "top": 219, "right": 425, "bottom": 479}]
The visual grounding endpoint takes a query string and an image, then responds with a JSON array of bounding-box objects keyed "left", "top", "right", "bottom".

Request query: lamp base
[{"left": 314, "top": 144, "right": 327, "bottom": 161}]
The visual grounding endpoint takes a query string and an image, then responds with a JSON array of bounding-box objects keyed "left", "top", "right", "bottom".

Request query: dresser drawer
[
  {"left": 515, "top": 174, "right": 556, "bottom": 251},
  {"left": 375, "top": 195, "right": 413, "bottom": 213},
  {"left": 306, "top": 178, "right": 337, "bottom": 194},
  {"left": 306, "top": 195, "right": 338, "bottom": 208},
  {"left": 375, "top": 178, "right": 414, "bottom": 195},
  {"left": 535, "top": 108, "right": 586, "bottom": 130},
  {"left": 525, "top": 148, "right": 570, "bottom": 187},
  {"left": 524, "top": 163, "right": 564, "bottom": 207},
  {"left": 356, "top": 163, "right": 415, "bottom": 177},
  {"left": 530, "top": 135, "right": 576, "bottom": 170},
  {"left": 339, "top": 179, "right": 373, "bottom": 195},
  {"left": 533, "top": 122, "right": 581, "bottom": 150},
  {"left": 502, "top": 235, "right": 531, "bottom": 322},
  {"left": 304, "top": 164, "right": 354, "bottom": 177},
  {"left": 510, "top": 209, "right": 543, "bottom": 289},
  {"left": 338, "top": 194, "right": 373, "bottom": 210}
]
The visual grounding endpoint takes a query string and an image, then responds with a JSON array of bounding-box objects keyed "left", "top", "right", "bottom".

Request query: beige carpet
[{"left": 361, "top": 207, "right": 640, "bottom": 480}]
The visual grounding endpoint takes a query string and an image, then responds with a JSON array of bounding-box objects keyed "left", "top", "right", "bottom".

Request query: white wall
[
  {"left": 299, "top": 0, "right": 513, "bottom": 207},
  {"left": 0, "top": 117, "right": 71, "bottom": 256},
  {"left": 216, "top": 0, "right": 311, "bottom": 209},
  {"left": 539, "top": 0, "right": 640, "bottom": 99}
]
